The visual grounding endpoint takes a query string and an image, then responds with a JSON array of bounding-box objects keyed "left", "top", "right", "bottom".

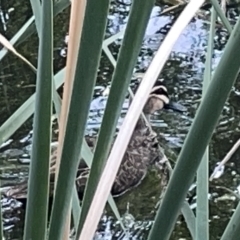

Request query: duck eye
[{"left": 152, "top": 88, "right": 164, "bottom": 95}]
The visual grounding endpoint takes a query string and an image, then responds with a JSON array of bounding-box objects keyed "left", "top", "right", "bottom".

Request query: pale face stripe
[
  {"left": 151, "top": 85, "right": 168, "bottom": 93},
  {"left": 150, "top": 94, "right": 169, "bottom": 104}
]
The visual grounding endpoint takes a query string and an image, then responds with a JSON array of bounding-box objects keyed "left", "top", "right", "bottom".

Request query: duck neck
[{"left": 135, "top": 113, "right": 150, "bottom": 130}]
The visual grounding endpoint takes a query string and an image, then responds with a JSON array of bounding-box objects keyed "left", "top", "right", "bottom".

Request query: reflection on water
[{"left": 1, "top": 0, "right": 240, "bottom": 239}]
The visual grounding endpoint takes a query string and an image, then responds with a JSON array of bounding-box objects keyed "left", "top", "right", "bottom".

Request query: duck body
[
  {"left": 111, "top": 127, "right": 162, "bottom": 196},
  {"left": 75, "top": 121, "right": 163, "bottom": 197},
  {"left": 4, "top": 82, "right": 184, "bottom": 199}
]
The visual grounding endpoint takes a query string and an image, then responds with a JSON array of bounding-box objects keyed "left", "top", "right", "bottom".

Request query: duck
[{"left": 3, "top": 81, "right": 185, "bottom": 199}]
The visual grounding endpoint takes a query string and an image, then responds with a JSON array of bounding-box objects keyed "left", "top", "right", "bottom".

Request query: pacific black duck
[{"left": 4, "top": 82, "right": 185, "bottom": 199}]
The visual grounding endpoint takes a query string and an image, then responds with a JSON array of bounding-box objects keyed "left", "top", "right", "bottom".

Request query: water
[{"left": 1, "top": 0, "right": 240, "bottom": 239}]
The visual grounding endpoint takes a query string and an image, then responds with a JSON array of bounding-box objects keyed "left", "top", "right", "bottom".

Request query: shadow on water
[{"left": 1, "top": 0, "right": 240, "bottom": 239}]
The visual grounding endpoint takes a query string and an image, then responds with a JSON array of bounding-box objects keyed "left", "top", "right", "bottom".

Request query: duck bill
[{"left": 164, "top": 101, "right": 186, "bottom": 113}]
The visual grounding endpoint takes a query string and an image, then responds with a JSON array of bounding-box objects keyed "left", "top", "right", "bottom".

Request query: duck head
[{"left": 143, "top": 82, "right": 186, "bottom": 115}]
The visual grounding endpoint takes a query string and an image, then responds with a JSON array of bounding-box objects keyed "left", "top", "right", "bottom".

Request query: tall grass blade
[
  {"left": 55, "top": 0, "right": 86, "bottom": 180},
  {"left": 148, "top": 8, "right": 240, "bottom": 240},
  {"left": 23, "top": 0, "right": 53, "bottom": 239},
  {"left": 52, "top": 80, "right": 62, "bottom": 119},
  {"left": 181, "top": 201, "right": 196, "bottom": 238},
  {"left": 72, "top": 185, "right": 82, "bottom": 228},
  {"left": 29, "top": 0, "right": 41, "bottom": 33},
  {"left": 210, "top": 0, "right": 232, "bottom": 33},
  {"left": 0, "top": 193, "right": 3, "bottom": 239},
  {"left": 196, "top": 8, "right": 216, "bottom": 240},
  {"left": 221, "top": 201, "right": 240, "bottom": 239},
  {"left": 54, "top": 0, "right": 87, "bottom": 237},
  {"left": 196, "top": 150, "right": 209, "bottom": 239},
  {"left": 76, "top": 0, "right": 155, "bottom": 236},
  {"left": 48, "top": 0, "right": 109, "bottom": 238},
  {"left": 164, "top": 161, "right": 196, "bottom": 238},
  {"left": 53, "top": 0, "right": 70, "bottom": 14},
  {"left": 52, "top": 81, "right": 82, "bottom": 230}
]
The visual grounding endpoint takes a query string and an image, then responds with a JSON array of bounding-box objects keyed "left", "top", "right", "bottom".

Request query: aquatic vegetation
[{"left": 1, "top": 0, "right": 240, "bottom": 240}]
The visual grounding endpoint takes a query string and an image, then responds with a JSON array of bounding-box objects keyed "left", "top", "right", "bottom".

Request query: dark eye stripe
[
  {"left": 133, "top": 81, "right": 169, "bottom": 97},
  {"left": 151, "top": 87, "right": 169, "bottom": 97}
]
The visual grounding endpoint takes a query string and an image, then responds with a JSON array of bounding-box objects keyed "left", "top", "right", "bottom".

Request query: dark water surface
[{"left": 1, "top": 1, "right": 240, "bottom": 239}]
